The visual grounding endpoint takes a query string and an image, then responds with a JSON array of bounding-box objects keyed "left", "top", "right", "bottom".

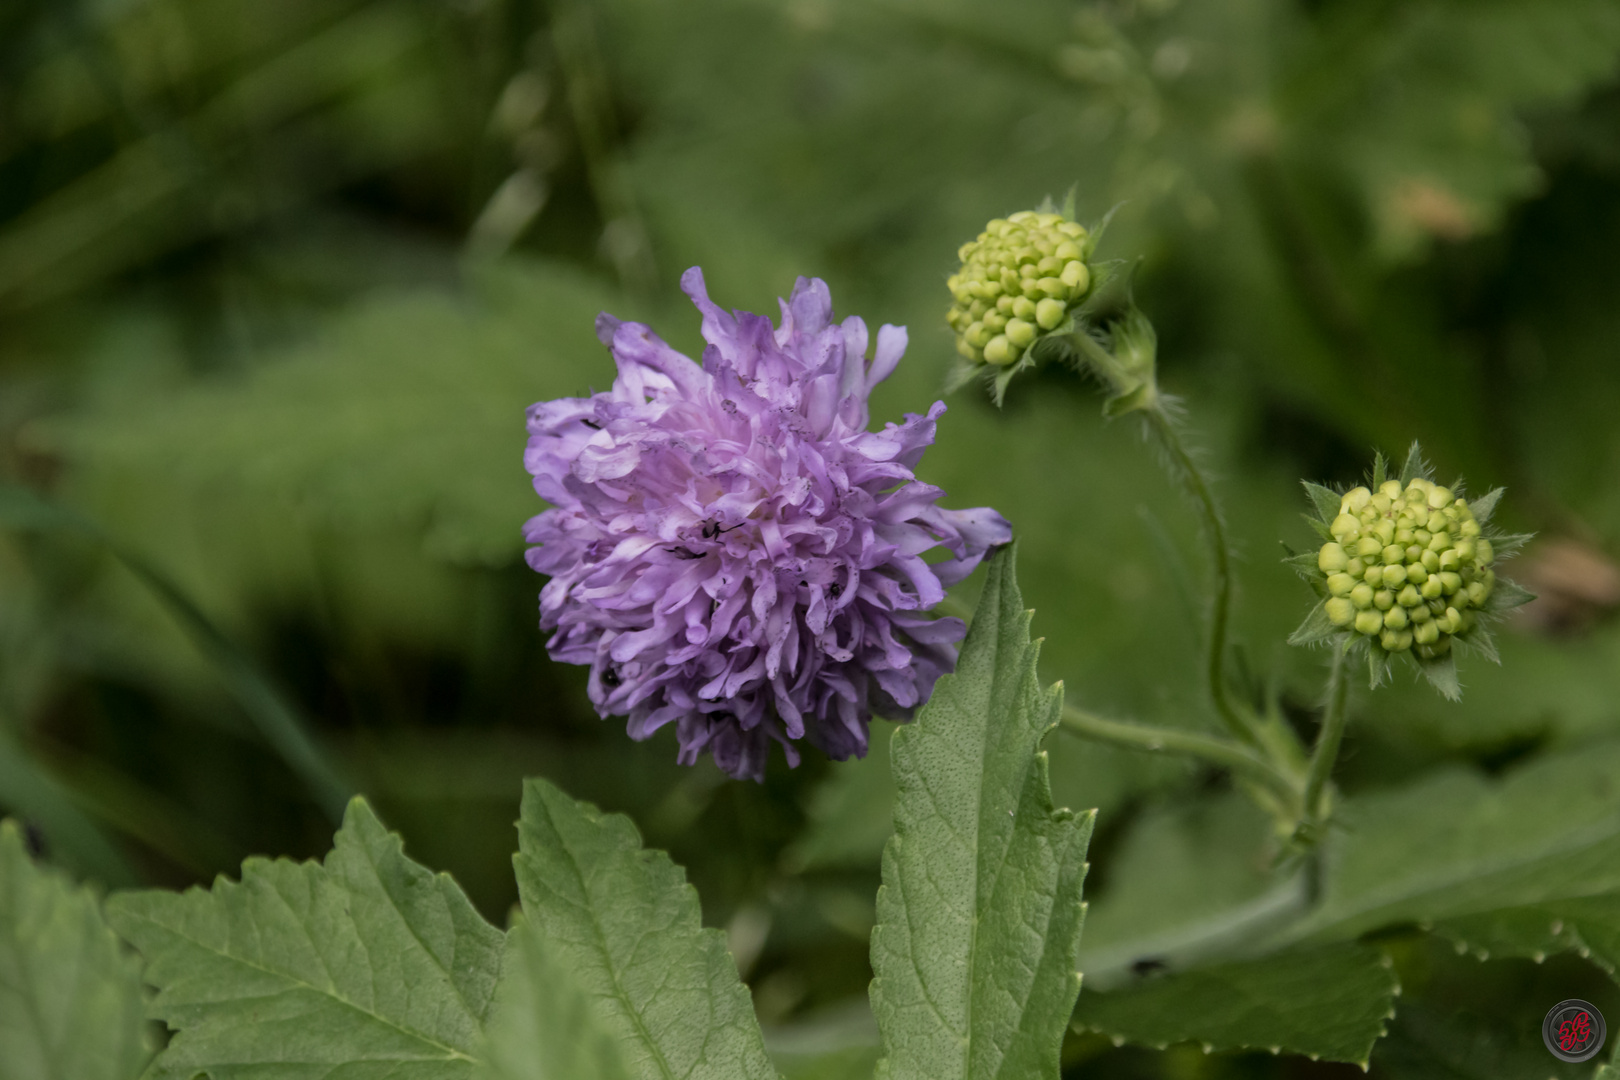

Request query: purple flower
[{"left": 523, "top": 268, "right": 1012, "bottom": 780}]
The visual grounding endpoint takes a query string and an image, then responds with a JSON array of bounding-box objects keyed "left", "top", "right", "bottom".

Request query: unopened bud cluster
[
  {"left": 947, "top": 212, "right": 1092, "bottom": 366},
  {"left": 1317, "top": 478, "right": 1495, "bottom": 658}
]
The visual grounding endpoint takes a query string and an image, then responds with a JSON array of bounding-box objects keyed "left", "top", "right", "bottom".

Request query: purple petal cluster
[{"left": 523, "top": 268, "right": 1011, "bottom": 780}]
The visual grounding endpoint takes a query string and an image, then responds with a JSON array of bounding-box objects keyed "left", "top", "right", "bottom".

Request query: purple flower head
[{"left": 523, "top": 268, "right": 1012, "bottom": 780}]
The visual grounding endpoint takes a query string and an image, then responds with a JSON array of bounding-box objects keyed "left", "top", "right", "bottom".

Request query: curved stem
[
  {"left": 1059, "top": 705, "right": 1299, "bottom": 815},
  {"left": 1300, "top": 645, "right": 1351, "bottom": 830},
  {"left": 1140, "top": 407, "right": 1255, "bottom": 748}
]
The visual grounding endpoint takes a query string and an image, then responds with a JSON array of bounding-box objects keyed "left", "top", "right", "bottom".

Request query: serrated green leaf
[
  {"left": 0, "top": 820, "right": 150, "bottom": 1080},
  {"left": 1071, "top": 944, "right": 1398, "bottom": 1065},
  {"left": 514, "top": 778, "right": 778, "bottom": 1080},
  {"left": 1288, "top": 599, "right": 1339, "bottom": 647},
  {"left": 1283, "top": 741, "right": 1620, "bottom": 945},
  {"left": 1301, "top": 481, "right": 1342, "bottom": 523},
  {"left": 1302, "top": 514, "right": 1333, "bottom": 541},
  {"left": 475, "top": 917, "right": 632, "bottom": 1080},
  {"left": 106, "top": 797, "right": 505, "bottom": 1079},
  {"left": 1432, "top": 896, "right": 1620, "bottom": 974},
  {"left": 869, "top": 545, "right": 1095, "bottom": 1080}
]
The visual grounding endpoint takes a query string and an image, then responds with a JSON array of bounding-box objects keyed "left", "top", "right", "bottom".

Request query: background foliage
[{"left": 5, "top": 0, "right": 1620, "bottom": 1075}]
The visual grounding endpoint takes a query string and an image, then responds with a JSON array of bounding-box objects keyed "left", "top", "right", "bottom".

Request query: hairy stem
[
  {"left": 1300, "top": 645, "right": 1351, "bottom": 831},
  {"left": 1139, "top": 407, "right": 1259, "bottom": 748},
  {"left": 1059, "top": 705, "right": 1300, "bottom": 815}
]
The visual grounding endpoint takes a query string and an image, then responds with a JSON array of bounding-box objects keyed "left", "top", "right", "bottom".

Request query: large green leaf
[
  {"left": 514, "top": 778, "right": 779, "bottom": 1080},
  {"left": 868, "top": 544, "right": 1095, "bottom": 1080},
  {"left": 1071, "top": 944, "right": 1399, "bottom": 1067},
  {"left": 0, "top": 819, "right": 149, "bottom": 1080},
  {"left": 475, "top": 917, "right": 632, "bottom": 1080},
  {"left": 106, "top": 797, "right": 506, "bottom": 1079},
  {"left": 1286, "top": 740, "right": 1620, "bottom": 944}
]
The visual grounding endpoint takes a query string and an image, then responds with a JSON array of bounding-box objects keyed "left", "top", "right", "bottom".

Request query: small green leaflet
[
  {"left": 1071, "top": 944, "right": 1399, "bottom": 1066},
  {"left": 475, "top": 916, "right": 632, "bottom": 1080},
  {"left": 514, "top": 778, "right": 779, "bottom": 1080},
  {"left": 0, "top": 820, "right": 150, "bottom": 1080},
  {"left": 869, "top": 544, "right": 1095, "bottom": 1080},
  {"left": 106, "top": 797, "right": 506, "bottom": 1079}
]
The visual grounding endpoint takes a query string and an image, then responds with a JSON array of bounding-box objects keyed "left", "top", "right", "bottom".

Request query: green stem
[
  {"left": 1300, "top": 646, "right": 1351, "bottom": 830},
  {"left": 1140, "top": 407, "right": 1257, "bottom": 748},
  {"left": 1065, "top": 331, "right": 1255, "bottom": 748},
  {"left": 1059, "top": 705, "right": 1299, "bottom": 815}
]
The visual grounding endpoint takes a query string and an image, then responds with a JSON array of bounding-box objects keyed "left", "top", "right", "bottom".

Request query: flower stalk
[{"left": 1059, "top": 705, "right": 1302, "bottom": 818}]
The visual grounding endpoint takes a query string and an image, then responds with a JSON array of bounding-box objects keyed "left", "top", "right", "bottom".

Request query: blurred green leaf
[
  {"left": 0, "top": 483, "right": 353, "bottom": 821},
  {"left": 515, "top": 778, "right": 779, "bottom": 1080},
  {"left": 475, "top": 916, "right": 632, "bottom": 1080},
  {"left": 1078, "top": 792, "right": 1299, "bottom": 991},
  {"left": 47, "top": 263, "right": 624, "bottom": 566},
  {"left": 1072, "top": 944, "right": 1399, "bottom": 1066},
  {"left": 783, "top": 730, "right": 892, "bottom": 874},
  {"left": 0, "top": 819, "right": 150, "bottom": 1080},
  {"left": 106, "top": 797, "right": 505, "bottom": 1079},
  {"left": 869, "top": 545, "right": 1095, "bottom": 1080},
  {"left": 0, "top": 724, "right": 136, "bottom": 886}
]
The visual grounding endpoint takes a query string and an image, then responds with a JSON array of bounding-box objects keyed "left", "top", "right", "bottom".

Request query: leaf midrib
[
  {"left": 117, "top": 907, "right": 476, "bottom": 1064},
  {"left": 535, "top": 811, "right": 683, "bottom": 1080}
]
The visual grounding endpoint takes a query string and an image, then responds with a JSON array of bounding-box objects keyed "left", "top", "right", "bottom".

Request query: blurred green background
[{"left": 4, "top": 0, "right": 1620, "bottom": 1075}]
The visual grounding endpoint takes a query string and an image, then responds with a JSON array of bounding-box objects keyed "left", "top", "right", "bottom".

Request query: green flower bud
[
  {"left": 982, "top": 335, "right": 1018, "bottom": 366},
  {"left": 1318, "top": 543, "right": 1349, "bottom": 573},
  {"left": 1300, "top": 455, "right": 1521, "bottom": 671},
  {"left": 949, "top": 209, "right": 1094, "bottom": 369},
  {"left": 1035, "top": 298, "right": 1067, "bottom": 330}
]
